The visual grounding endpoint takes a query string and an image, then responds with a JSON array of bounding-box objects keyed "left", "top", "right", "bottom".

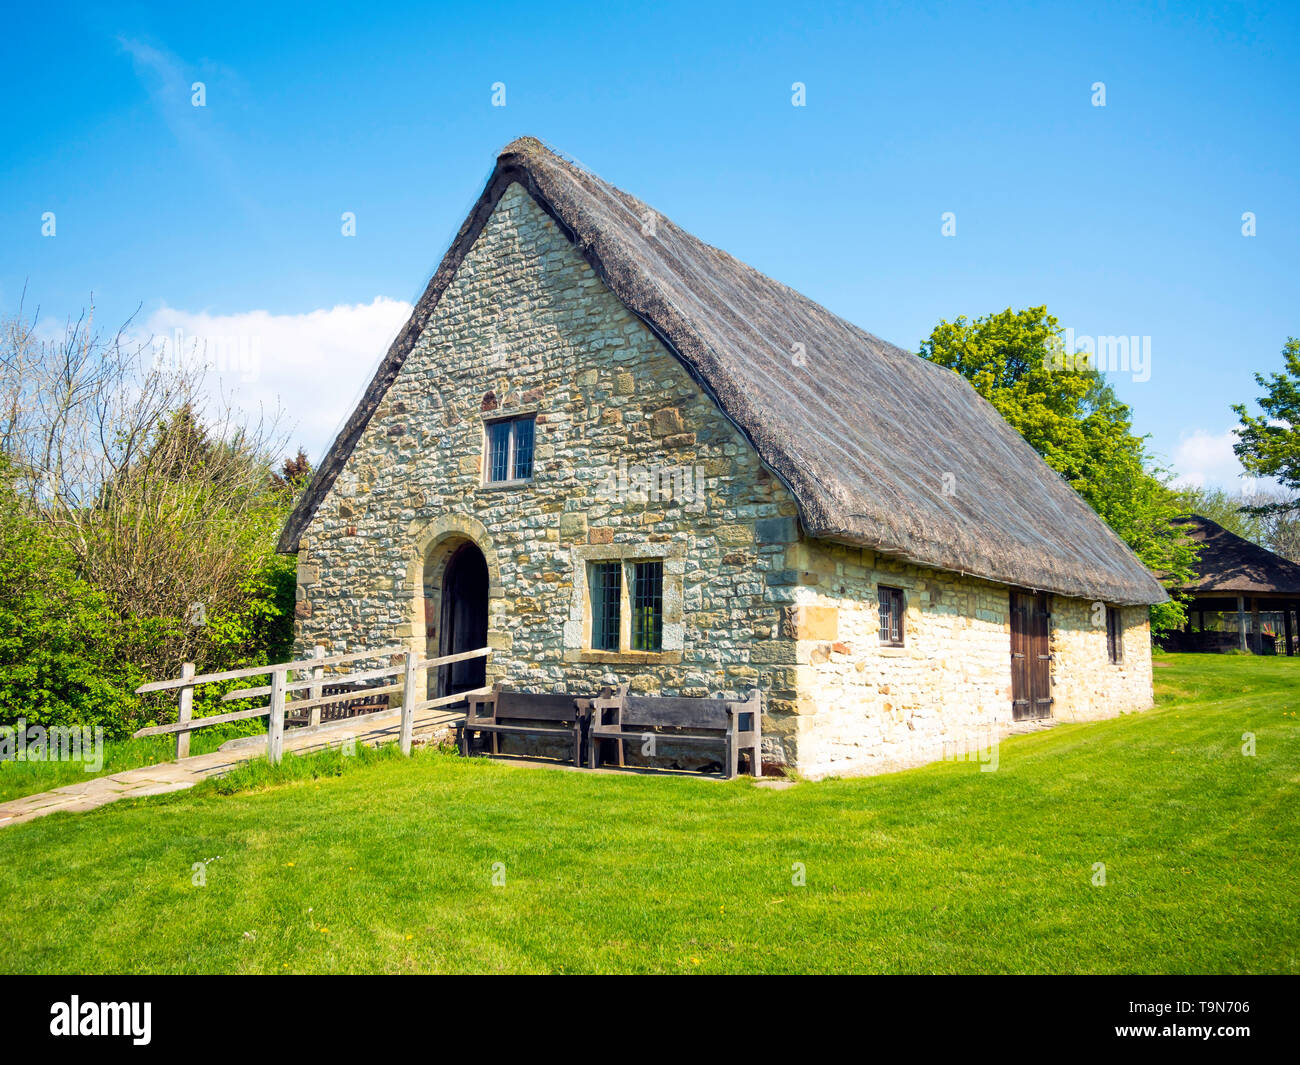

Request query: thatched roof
[
  {"left": 1171, "top": 515, "right": 1300, "bottom": 596},
  {"left": 280, "top": 137, "right": 1166, "bottom": 606}
]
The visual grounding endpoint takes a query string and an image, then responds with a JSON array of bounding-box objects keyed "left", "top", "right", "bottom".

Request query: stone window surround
[
  {"left": 865, "top": 576, "right": 921, "bottom": 655},
  {"left": 478, "top": 407, "right": 540, "bottom": 490},
  {"left": 563, "top": 542, "right": 685, "bottom": 665}
]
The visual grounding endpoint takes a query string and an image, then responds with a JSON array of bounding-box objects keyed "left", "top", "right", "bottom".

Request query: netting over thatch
[
  {"left": 1172, "top": 516, "right": 1300, "bottom": 596},
  {"left": 280, "top": 137, "right": 1166, "bottom": 606}
]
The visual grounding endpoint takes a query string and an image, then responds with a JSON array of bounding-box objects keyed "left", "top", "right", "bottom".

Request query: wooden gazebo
[{"left": 1166, "top": 515, "right": 1300, "bottom": 655}]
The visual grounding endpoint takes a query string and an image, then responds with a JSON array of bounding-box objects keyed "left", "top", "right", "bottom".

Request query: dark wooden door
[{"left": 1010, "top": 590, "right": 1052, "bottom": 721}]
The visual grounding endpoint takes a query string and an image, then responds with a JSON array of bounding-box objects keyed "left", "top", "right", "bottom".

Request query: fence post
[
  {"left": 268, "top": 666, "right": 286, "bottom": 764},
  {"left": 399, "top": 650, "right": 418, "bottom": 756},
  {"left": 175, "top": 662, "right": 195, "bottom": 760},
  {"left": 308, "top": 644, "right": 324, "bottom": 727}
]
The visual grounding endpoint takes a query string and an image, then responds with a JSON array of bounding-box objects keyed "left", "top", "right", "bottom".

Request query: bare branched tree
[
  {"left": 1248, "top": 489, "right": 1300, "bottom": 562},
  {"left": 1, "top": 298, "right": 290, "bottom": 678}
]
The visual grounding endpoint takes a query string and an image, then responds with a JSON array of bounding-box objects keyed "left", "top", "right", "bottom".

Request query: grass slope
[{"left": 0, "top": 653, "right": 1296, "bottom": 974}]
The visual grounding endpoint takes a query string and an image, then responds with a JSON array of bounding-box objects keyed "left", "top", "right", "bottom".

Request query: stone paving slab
[{"left": 0, "top": 706, "right": 463, "bottom": 829}]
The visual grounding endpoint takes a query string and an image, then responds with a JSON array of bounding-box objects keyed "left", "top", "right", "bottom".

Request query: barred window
[
  {"left": 632, "top": 561, "right": 664, "bottom": 652},
  {"left": 485, "top": 415, "right": 535, "bottom": 483},
  {"left": 511, "top": 416, "right": 534, "bottom": 480},
  {"left": 1106, "top": 606, "right": 1123, "bottom": 664},
  {"left": 878, "top": 586, "right": 905, "bottom": 646},
  {"left": 590, "top": 562, "right": 621, "bottom": 652}
]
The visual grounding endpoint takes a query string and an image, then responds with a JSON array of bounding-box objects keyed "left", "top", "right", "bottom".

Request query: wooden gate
[{"left": 1010, "top": 590, "right": 1052, "bottom": 721}]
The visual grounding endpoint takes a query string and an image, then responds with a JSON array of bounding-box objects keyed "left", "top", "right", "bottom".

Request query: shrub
[{"left": 0, "top": 459, "right": 141, "bottom": 735}]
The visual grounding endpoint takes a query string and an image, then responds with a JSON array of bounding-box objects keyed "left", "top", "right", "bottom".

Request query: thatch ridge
[
  {"left": 279, "top": 136, "right": 1167, "bottom": 606},
  {"left": 1171, "top": 515, "right": 1300, "bottom": 596}
]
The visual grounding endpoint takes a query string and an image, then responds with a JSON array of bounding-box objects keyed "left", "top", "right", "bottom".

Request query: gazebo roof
[{"left": 1172, "top": 515, "right": 1300, "bottom": 597}]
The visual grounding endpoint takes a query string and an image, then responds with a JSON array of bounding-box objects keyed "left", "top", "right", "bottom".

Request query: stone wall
[
  {"left": 772, "top": 539, "right": 1154, "bottom": 778},
  {"left": 292, "top": 181, "right": 801, "bottom": 755},
  {"left": 1049, "top": 599, "right": 1154, "bottom": 722},
  {"left": 778, "top": 540, "right": 1015, "bottom": 778}
]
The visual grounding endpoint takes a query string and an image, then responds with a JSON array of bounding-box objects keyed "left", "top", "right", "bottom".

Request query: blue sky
[{"left": 3, "top": 0, "right": 1297, "bottom": 487}]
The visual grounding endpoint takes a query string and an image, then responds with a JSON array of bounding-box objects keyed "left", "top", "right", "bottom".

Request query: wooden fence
[{"left": 133, "top": 645, "right": 492, "bottom": 763}]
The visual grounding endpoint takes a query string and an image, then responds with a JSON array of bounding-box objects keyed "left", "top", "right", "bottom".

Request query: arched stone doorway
[{"left": 428, "top": 540, "right": 489, "bottom": 699}]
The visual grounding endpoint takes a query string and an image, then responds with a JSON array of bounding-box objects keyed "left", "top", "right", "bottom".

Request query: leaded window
[
  {"left": 485, "top": 415, "right": 535, "bottom": 483},
  {"left": 590, "top": 562, "right": 622, "bottom": 652},
  {"left": 632, "top": 561, "right": 664, "bottom": 652}
]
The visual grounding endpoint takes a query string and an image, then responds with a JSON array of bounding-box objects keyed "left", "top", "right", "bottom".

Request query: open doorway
[{"left": 435, "top": 541, "right": 489, "bottom": 700}]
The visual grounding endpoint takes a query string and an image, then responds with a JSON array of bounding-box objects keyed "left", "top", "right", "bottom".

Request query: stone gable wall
[{"left": 293, "top": 182, "right": 802, "bottom": 760}]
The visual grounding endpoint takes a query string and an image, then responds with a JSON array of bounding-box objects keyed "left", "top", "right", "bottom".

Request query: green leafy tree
[
  {"left": 100, "top": 421, "right": 302, "bottom": 715},
  {"left": 1232, "top": 337, "right": 1300, "bottom": 516},
  {"left": 920, "top": 306, "right": 1197, "bottom": 632},
  {"left": 0, "top": 457, "right": 140, "bottom": 734}
]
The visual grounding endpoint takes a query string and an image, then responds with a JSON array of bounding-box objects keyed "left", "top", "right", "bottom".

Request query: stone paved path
[{"left": 0, "top": 706, "right": 462, "bottom": 829}]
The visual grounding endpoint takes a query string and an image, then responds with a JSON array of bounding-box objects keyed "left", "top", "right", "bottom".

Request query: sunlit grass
[{"left": 0, "top": 653, "right": 1296, "bottom": 973}]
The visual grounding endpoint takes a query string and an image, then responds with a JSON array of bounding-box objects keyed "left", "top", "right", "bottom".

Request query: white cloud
[
  {"left": 142, "top": 297, "right": 413, "bottom": 460},
  {"left": 1170, "top": 427, "right": 1251, "bottom": 490}
]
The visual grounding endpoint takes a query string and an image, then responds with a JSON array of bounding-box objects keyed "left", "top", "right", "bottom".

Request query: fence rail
[{"left": 133, "top": 645, "right": 491, "bottom": 763}]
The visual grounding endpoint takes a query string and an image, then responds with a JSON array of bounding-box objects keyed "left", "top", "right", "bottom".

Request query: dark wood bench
[
  {"left": 588, "top": 686, "right": 762, "bottom": 779},
  {"left": 285, "top": 681, "right": 387, "bottom": 726},
  {"left": 459, "top": 685, "right": 597, "bottom": 767}
]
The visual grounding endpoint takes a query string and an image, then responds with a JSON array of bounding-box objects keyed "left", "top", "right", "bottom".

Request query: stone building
[{"left": 279, "top": 137, "right": 1167, "bottom": 778}]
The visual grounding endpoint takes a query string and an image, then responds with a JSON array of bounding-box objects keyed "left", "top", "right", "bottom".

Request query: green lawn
[{"left": 1, "top": 653, "right": 1296, "bottom": 974}]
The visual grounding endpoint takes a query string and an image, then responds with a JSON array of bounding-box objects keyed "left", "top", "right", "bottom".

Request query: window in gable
[{"left": 484, "top": 414, "right": 536, "bottom": 484}]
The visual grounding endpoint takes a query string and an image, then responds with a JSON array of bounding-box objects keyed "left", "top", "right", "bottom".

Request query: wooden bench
[
  {"left": 459, "top": 685, "right": 597, "bottom": 767},
  {"left": 285, "top": 681, "right": 387, "bottom": 725},
  {"left": 589, "top": 686, "right": 762, "bottom": 779}
]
